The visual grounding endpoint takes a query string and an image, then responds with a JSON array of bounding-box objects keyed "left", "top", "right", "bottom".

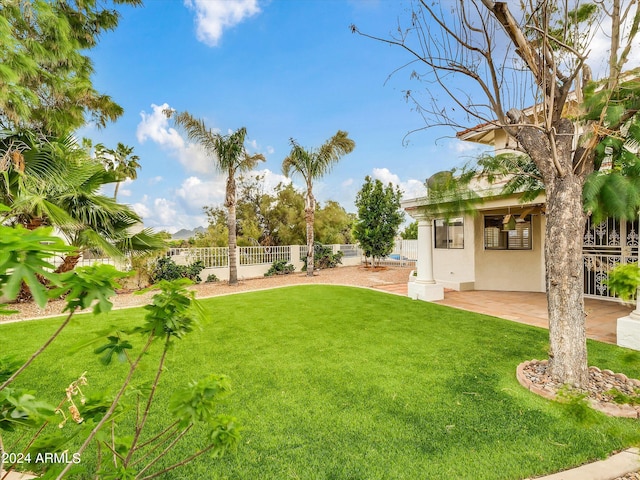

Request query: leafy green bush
[
  {"left": 151, "top": 257, "right": 205, "bottom": 284},
  {"left": 265, "top": 260, "right": 295, "bottom": 276},
  {"left": 185, "top": 260, "right": 206, "bottom": 282},
  {"left": 605, "top": 263, "right": 640, "bottom": 301},
  {"left": 302, "top": 242, "right": 343, "bottom": 271},
  {"left": 205, "top": 273, "right": 220, "bottom": 283}
]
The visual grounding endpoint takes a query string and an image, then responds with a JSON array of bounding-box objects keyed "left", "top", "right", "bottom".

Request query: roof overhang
[{"left": 455, "top": 122, "right": 499, "bottom": 145}]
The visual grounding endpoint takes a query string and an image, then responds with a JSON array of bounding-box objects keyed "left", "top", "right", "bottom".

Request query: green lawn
[{"left": 3, "top": 285, "right": 640, "bottom": 479}]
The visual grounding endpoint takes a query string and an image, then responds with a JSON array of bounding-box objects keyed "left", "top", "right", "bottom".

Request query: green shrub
[
  {"left": 605, "top": 263, "right": 640, "bottom": 301},
  {"left": 151, "top": 257, "right": 205, "bottom": 284},
  {"left": 265, "top": 260, "right": 295, "bottom": 276},
  {"left": 185, "top": 260, "right": 205, "bottom": 282},
  {"left": 205, "top": 273, "right": 219, "bottom": 283},
  {"left": 302, "top": 242, "right": 343, "bottom": 271}
]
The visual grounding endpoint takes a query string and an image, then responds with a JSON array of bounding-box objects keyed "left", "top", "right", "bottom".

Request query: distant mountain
[{"left": 172, "top": 226, "right": 206, "bottom": 240}]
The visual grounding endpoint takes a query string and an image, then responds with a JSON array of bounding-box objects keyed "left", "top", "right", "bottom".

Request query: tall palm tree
[
  {"left": 282, "top": 131, "right": 355, "bottom": 276},
  {"left": 96, "top": 142, "right": 141, "bottom": 201},
  {"left": 168, "top": 111, "right": 265, "bottom": 285}
]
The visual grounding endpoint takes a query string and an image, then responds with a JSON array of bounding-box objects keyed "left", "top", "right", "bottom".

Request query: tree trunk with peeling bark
[
  {"left": 515, "top": 117, "right": 592, "bottom": 387},
  {"left": 544, "top": 176, "right": 589, "bottom": 386}
]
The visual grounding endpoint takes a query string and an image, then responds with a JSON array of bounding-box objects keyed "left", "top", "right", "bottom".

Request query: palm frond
[
  {"left": 584, "top": 170, "right": 640, "bottom": 223},
  {"left": 115, "top": 228, "right": 167, "bottom": 254},
  {"left": 282, "top": 132, "right": 355, "bottom": 185},
  {"left": 314, "top": 130, "right": 356, "bottom": 178},
  {"left": 171, "top": 111, "right": 222, "bottom": 169},
  {"left": 77, "top": 228, "right": 124, "bottom": 258}
]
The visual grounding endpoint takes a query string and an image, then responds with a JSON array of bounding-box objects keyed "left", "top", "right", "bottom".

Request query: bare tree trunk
[
  {"left": 226, "top": 174, "right": 238, "bottom": 285},
  {"left": 113, "top": 181, "right": 120, "bottom": 201},
  {"left": 545, "top": 175, "right": 589, "bottom": 387},
  {"left": 305, "top": 187, "right": 315, "bottom": 277}
]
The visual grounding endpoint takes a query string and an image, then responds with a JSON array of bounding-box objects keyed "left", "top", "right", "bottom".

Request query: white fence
[
  {"left": 49, "top": 254, "right": 121, "bottom": 270},
  {"left": 167, "top": 244, "right": 364, "bottom": 281},
  {"left": 50, "top": 241, "right": 417, "bottom": 283},
  {"left": 361, "top": 239, "right": 418, "bottom": 267},
  {"left": 166, "top": 241, "right": 416, "bottom": 281},
  {"left": 168, "top": 247, "right": 229, "bottom": 268}
]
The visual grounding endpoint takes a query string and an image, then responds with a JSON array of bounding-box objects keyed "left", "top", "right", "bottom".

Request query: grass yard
[{"left": 3, "top": 285, "right": 640, "bottom": 479}]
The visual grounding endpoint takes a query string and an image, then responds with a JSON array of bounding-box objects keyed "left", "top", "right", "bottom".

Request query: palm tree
[
  {"left": 1, "top": 130, "right": 85, "bottom": 230},
  {"left": 1, "top": 131, "right": 165, "bottom": 273},
  {"left": 96, "top": 142, "right": 141, "bottom": 201},
  {"left": 168, "top": 111, "right": 265, "bottom": 285},
  {"left": 51, "top": 161, "right": 165, "bottom": 273},
  {"left": 282, "top": 131, "right": 355, "bottom": 276}
]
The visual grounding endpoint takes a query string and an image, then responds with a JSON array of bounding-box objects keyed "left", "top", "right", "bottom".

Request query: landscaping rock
[{"left": 518, "top": 359, "right": 640, "bottom": 418}]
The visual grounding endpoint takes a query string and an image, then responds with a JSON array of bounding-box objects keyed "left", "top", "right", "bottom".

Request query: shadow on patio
[{"left": 375, "top": 285, "right": 633, "bottom": 345}]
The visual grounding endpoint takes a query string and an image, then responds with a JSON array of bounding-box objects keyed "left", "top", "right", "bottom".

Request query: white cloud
[
  {"left": 132, "top": 197, "right": 151, "bottom": 219},
  {"left": 175, "top": 175, "right": 227, "bottom": 211},
  {"left": 137, "top": 103, "right": 184, "bottom": 150},
  {"left": 341, "top": 178, "right": 354, "bottom": 187},
  {"left": 255, "top": 168, "right": 291, "bottom": 192},
  {"left": 133, "top": 194, "right": 207, "bottom": 234},
  {"left": 372, "top": 167, "right": 400, "bottom": 185},
  {"left": 451, "top": 139, "right": 480, "bottom": 154},
  {"left": 148, "top": 176, "right": 163, "bottom": 185},
  {"left": 372, "top": 168, "right": 426, "bottom": 200},
  {"left": 137, "top": 103, "right": 215, "bottom": 174},
  {"left": 402, "top": 179, "right": 427, "bottom": 199},
  {"left": 589, "top": 12, "right": 640, "bottom": 78},
  {"left": 184, "top": 0, "right": 261, "bottom": 47}
]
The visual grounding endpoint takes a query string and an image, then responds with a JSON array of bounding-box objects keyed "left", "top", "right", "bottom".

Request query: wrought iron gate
[{"left": 583, "top": 217, "right": 639, "bottom": 299}]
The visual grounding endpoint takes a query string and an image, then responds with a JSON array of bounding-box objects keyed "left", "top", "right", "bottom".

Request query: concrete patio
[{"left": 375, "top": 284, "right": 633, "bottom": 345}]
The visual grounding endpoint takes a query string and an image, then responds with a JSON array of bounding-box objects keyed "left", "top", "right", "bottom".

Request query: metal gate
[{"left": 583, "top": 217, "right": 639, "bottom": 299}]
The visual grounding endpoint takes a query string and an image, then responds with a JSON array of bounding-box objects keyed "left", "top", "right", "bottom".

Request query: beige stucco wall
[
  {"left": 473, "top": 211, "right": 546, "bottom": 292},
  {"left": 433, "top": 213, "right": 476, "bottom": 290}
]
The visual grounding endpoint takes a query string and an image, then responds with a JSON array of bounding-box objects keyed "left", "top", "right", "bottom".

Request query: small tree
[
  {"left": 353, "top": 176, "right": 404, "bottom": 266},
  {"left": 0, "top": 219, "right": 240, "bottom": 479},
  {"left": 400, "top": 221, "right": 418, "bottom": 240},
  {"left": 96, "top": 142, "right": 141, "bottom": 201}
]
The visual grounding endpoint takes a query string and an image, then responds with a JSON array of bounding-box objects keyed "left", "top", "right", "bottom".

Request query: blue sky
[{"left": 82, "top": 0, "right": 491, "bottom": 233}]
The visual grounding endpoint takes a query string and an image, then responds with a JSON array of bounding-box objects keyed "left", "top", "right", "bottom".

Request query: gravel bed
[
  {"left": 0, "top": 265, "right": 413, "bottom": 322},
  {"left": 522, "top": 359, "right": 640, "bottom": 410},
  {"left": 523, "top": 360, "right": 640, "bottom": 479}
]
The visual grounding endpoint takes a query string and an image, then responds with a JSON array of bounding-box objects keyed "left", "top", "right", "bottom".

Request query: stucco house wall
[
  {"left": 432, "top": 212, "right": 476, "bottom": 291},
  {"left": 473, "top": 209, "right": 545, "bottom": 292},
  {"left": 406, "top": 191, "right": 547, "bottom": 293}
]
